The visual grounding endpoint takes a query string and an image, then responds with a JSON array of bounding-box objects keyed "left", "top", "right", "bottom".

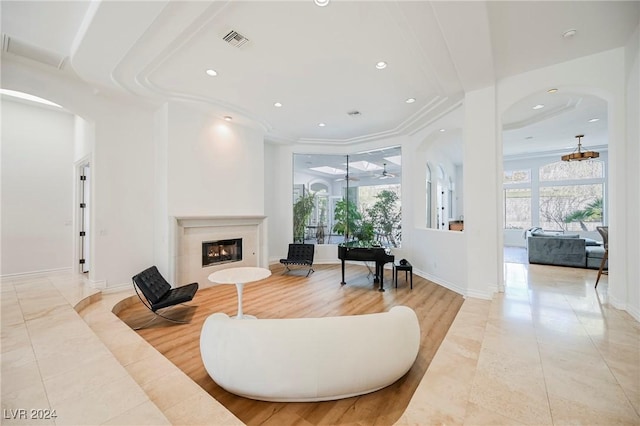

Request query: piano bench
[{"left": 393, "top": 261, "right": 413, "bottom": 289}]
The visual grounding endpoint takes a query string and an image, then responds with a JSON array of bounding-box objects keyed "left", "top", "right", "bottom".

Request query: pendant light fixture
[{"left": 561, "top": 134, "right": 599, "bottom": 162}]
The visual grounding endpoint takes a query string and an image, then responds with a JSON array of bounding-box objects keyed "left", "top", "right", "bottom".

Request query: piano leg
[
  {"left": 377, "top": 262, "right": 385, "bottom": 292},
  {"left": 340, "top": 259, "right": 346, "bottom": 285}
]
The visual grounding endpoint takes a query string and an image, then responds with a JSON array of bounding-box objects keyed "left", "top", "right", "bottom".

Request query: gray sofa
[{"left": 525, "top": 228, "right": 607, "bottom": 269}]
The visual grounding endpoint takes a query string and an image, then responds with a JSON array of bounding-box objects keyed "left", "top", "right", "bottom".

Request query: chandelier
[{"left": 561, "top": 134, "right": 599, "bottom": 162}]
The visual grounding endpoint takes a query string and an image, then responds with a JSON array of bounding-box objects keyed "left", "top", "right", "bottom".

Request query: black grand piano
[{"left": 338, "top": 244, "right": 395, "bottom": 291}]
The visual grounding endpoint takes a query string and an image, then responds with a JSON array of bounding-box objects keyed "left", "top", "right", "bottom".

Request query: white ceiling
[{"left": 1, "top": 1, "right": 638, "bottom": 160}]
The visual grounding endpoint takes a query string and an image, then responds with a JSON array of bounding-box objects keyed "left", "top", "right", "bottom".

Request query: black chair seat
[
  {"left": 132, "top": 266, "right": 199, "bottom": 328},
  {"left": 280, "top": 243, "right": 315, "bottom": 276},
  {"left": 152, "top": 282, "right": 199, "bottom": 310}
]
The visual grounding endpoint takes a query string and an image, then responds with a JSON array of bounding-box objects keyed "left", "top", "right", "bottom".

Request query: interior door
[{"left": 79, "top": 164, "right": 90, "bottom": 273}]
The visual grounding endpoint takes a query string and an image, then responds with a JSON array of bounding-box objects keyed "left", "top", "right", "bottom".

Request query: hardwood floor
[{"left": 116, "top": 263, "right": 464, "bottom": 426}]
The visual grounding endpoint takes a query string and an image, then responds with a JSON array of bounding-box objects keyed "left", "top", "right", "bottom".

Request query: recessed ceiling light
[
  {"left": 206, "top": 69, "right": 218, "bottom": 77},
  {"left": 439, "top": 128, "right": 446, "bottom": 132},
  {"left": 563, "top": 29, "right": 577, "bottom": 39},
  {"left": 318, "top": 123, "right": 326, "bottom": 127},
  {"left": 314, "top": 0, "right": 330, "bottom": 7},
  {"left": 375, "top": 61, "right": 387, "bottom": 70},
  {"left": 588, "top": 118, "right": 600, "bottom": 123},
  {"left": 223, "top": 116, "right": 232, "bottom": 121},
  {"left": 405, "top": 98, "right": 416, "bottom": 104},
  {"left": 547, "top": 88, "right": 558, "bottom": 93},
  {"left": 274, "top": 102, "right": 283, "bottom": 108},
  {"left": 533, "top": 104, "right": 545, "bottom": 110}
]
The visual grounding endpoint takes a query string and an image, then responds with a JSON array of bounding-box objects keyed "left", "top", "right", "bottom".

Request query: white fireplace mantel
[{"left": 170, "top": 216, "right": 268, "bottom": 288}]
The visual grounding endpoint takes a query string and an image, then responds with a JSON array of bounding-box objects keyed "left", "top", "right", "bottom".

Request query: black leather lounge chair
[
  {"left": 279, "top": 243, "right": 315, "bottom": 277},
  {"left": 132, "top": 266, "right": 198, "bottom": 329}
]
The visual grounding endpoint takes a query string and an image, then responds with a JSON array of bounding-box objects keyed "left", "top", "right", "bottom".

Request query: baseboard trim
[{"left": 1, "top": 267, "right": 72, "bottom": 279}]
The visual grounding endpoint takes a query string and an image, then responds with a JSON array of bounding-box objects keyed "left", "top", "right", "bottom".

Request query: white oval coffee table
[{"left": 208, "top": 267, "right": 271, "bottom": 319}]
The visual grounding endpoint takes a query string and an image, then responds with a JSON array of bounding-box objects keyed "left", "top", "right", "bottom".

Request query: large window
[
  {"left": 539, "top": 184, "right": 603, "bottom": 231},
  {"left": 504, "top": 188, "right": 531, "bottom": 229},
  {"left": 503, "top": 168, "right": 531, "bottom": 229},
  {"left": 293, "top": 147, "right": 402, "bottom": 247},
  {"left": 503, "top": 160, "right": 605, "bottom": 231}
]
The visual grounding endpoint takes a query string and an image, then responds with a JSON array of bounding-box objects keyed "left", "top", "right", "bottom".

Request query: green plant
[
  {"left": 564, "top": 197, "right": 603, "bottom": 231},
  {"left": 293, "top": 191, "right": 316, "bottom": 243},
  {"left": 367, "top": 190, "right": 401, "bottom": 247},
  {"left": 332, "top": 198, "right": 361, "bottom": 241},
  {"left": 354, "top": 220, "right": 375, "bottom": 243}
]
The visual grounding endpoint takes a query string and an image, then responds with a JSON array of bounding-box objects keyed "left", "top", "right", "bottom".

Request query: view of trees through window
[
  {"left": 504, "top": 160, "right": 605, "bottom": 231},
  {"left": 293, "top": 148, "right": 402, "bottom": 247}
]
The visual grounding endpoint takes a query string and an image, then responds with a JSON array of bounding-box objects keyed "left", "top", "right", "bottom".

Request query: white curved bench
[{"left": 200, "top": 305, "right": 420, "bottom": 402}]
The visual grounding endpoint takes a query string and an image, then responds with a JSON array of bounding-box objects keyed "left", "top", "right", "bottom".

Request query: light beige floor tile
[
  {"left": 0, "top": 380, "right": 50, "bottom": 413},
  {"left": 25, "top": 308, "right": 90, "bottom": 342},
  {"left": 107, "top": 331, "right": 160, "bottom": 367},
  {"left": 463, "top": 401, "right": 526, "bottom": 425},
  {"left": 53, "top": 375, "right": 148, "bottom": 426},
  {"left": 0, "top": 303, "right": 25, "bottom": 327},
  {"left": 399, "top": 401, "right": 464, "bottom": 426},
  {"left": 101, "top": 400, "right": 171, "bottom": 426},
  {"left": 124, "top": 352, "right": 183, "bottom": 387},
  {"left": 544, "top": 363, "right": 637, "bottom": 419},
  {"left": 538, "top": 341, "right": 615, "bottom": 382},
  {"left": 549, "top": 393, "right": 640, "bottom": 425},
  {"left": 1, "top": 321, "right": 32, "bottom": 354},
  {"left": 162, "top": 393, "right": 244, "bottom": 426},
  {"left": 140, "top": 370, "right": 204, "bottom": 412},
  {"left": 1, "top": 360, "right": 43, "bottom": 396},
  {"left": 469, "top": 348, "right": 551, "bottom": 425},
  {"left": 43, "top": 353, "right": 129, "bottom": 406},
  {"left": 1, "top": 344, "right": 36, "bottom": 370},
  {"left": 480, "top": 327, "right": 540, "bottom": 362},
  {"left": 415, "top": 366, "right": 476, "bottom": 424},
  {"left": 35, "top": 337, "right": 113, "bottom": 381}
]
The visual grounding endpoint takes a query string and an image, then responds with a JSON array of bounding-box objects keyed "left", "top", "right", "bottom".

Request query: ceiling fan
[
  {"left": 336, "top": 173, "right": 359, "bottom": 182},
  {"left": 377, "top": 163, "right": 396, "bottom": 179}
]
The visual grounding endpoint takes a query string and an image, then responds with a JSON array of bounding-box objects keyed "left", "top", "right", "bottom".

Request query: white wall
[
  {"left": 2, "top": 59, "right": 156, "bottom": 288},
  {"left": 1, "top": 99, "right": 75, "bottom": 275},
  {"left": 166, "top": 102, "right": 265, "bottom": 217},
  {"left": 624, "top": 24, "right": 640, "bottom": 320}
]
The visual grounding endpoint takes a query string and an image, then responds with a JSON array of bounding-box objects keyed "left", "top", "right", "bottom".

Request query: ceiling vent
[
  {"left": 2, "top": 34, "right": 66, "bottom": 69},
  {"left": 222, "top": 30, "right": 250, "bottom": 48},
  {"left": 347, "top": 110, "right": 362, "bottom": 117}
]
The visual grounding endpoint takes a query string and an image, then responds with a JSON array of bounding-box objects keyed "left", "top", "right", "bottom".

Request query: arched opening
[{"left": 501, "top": 89, "right": 609, "bottom": 281}]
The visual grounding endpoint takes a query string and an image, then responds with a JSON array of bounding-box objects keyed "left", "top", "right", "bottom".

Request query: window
[
  {"left": 539, "top": 184, "right": 603, "bottom": 231},
  {"left": 540, "top": 161, "right": 603, "bottom": 181},
  {"left": 504, "top": 169, "right": 531, "bottom": 184},
  {"left": 503, "top": 168, "right": 531, "bottom": 229},
  {"left": 504, "top": 188, "right": 531, "bottom": 229},
  {"left": 503, "top": 160, "right": 605, "bottom": 231},
  {"left": 293, "top": 147, "right": 402, "bottom": 247}
]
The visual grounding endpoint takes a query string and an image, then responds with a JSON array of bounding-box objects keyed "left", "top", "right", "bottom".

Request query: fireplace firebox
[{"left": 202, "top": 238, "right": 242, "bottom": 267}]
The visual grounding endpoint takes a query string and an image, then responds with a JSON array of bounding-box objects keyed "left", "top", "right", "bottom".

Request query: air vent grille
[
  {"left": 347, "top": 110, "right": 361, "bottom": 117},
  {"left": 223, "top": 30, "right": 249, "bottom": 48}
]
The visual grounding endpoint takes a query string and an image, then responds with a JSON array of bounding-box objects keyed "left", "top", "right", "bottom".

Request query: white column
[{"left": 463, "top": 86, "right": 501, "bottom": 299}]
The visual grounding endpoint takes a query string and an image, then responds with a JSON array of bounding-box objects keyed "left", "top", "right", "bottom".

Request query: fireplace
[{"left": 202, "top": 238, "right": 242, "bottom": 267}]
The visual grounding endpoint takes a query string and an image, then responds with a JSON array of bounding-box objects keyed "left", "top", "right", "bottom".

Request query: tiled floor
[
  {"left": 2, "top": 258, "right": 638, "bottom": 425},
  {"left": 400, "top": 256, "right": 639, "bottom": 425}
]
